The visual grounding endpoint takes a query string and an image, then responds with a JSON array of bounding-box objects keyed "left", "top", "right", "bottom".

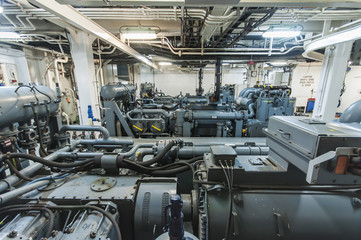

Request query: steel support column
[
  {"left": 68, "top": 30, "right": 100, "bottom": 125},
  {"left": 312, "top": 41, "right": 353, "bottom": 122}
]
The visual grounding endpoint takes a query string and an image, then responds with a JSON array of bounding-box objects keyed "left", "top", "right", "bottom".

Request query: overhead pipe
[
  {"left": 162, "top": 40, "right": 303, "bottom": 56},
  {"left": 53, "top": 55, "right": 68, "bottom": 98},
  {"left": 27, "top": 0, "right": 158, "bottom": 69},
  {"left": 6, "top": 6, "right": 361, "bottom": 23}
]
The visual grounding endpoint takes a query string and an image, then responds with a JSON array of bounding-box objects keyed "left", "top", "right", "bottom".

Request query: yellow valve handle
[
  {"left": 132, "top": 125, "right": 143, "bottom": 131},
  {"left": 151, "top": 125, "right": 161, "bottom": 131}
]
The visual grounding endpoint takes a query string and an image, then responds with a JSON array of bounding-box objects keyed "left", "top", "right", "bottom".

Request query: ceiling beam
[
  {"left": 55, "top": 0, "right": 361, "bottom": 8},
  {"left": 27, "top": 0, "right": 158, "bottom": 69},
  {"left": 201, "top": 6, "right": 236, "bottom": 44}
]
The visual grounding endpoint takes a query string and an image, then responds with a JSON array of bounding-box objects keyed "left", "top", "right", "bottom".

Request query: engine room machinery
[
  {"left": 1, "top": 84, "right": 361, "bottom": 240},
  {"left": 101, "top": 61, "right": 295, "bottom": 138}
]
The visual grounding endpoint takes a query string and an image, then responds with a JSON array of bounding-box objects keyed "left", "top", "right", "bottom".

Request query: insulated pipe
[
  {"left": 339, "top": 99, "right": 361, "bottom": 123},
  {"left": 59, "top": 125, "right": 110, "bottom": 140},
  {"left": 0, "top": 145, "right": 72, "bottom": 194}
]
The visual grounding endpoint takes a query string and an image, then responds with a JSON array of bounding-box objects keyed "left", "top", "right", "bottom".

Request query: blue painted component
[
  {"left": 306, "top": 98, "right": 315, "bottom": 113},
  {"left": 87, "top": 105, "right": 96, "bottom": 122}
]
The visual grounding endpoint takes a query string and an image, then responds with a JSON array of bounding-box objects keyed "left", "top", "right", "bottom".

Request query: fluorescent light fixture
[
  {"left": 262, "top": 30, "right": 301, "bottom": 38},
  {"left": 158, "top": 62, "right": 172, "bottom": 66},
  {"left": 122, "top": 32, "right": 157, "bottom": 40},
  {"left": 0, "top": 6, "right": 3, "bottom": 14},
  {"left": 0, "top": 32, "right": 21, "bottom": 38},
  {"left": 267, "top": 61, "right": 289, "bottom": 67},
  {"left": 120, "top": 26, "right": 158, "bottom": 40}
]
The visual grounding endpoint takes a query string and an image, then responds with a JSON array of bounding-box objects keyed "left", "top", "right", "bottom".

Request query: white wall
[
  {"left": 291, "top": 62, "right": 322, "bottom": 107},
  {"left": 135, "top": 64, "right": 248, "bottom": 97},
  {"left": 291, "top": 62, "right": 361, "bottom": 113},
  {"left": 338, "top": 66, "right": 361, "bottom": 112},
  {"left": 0, "top": 46, "right": 31, "bottom": 85}
]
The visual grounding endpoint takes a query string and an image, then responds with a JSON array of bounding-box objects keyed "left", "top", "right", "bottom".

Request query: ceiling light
[
  {"left": 267, "top": 61, "right": 289, "bottom": 67},
  {"left": 0, "top": 32, "right": 21, "bottom": 38},
  {"left": 122, "top": 32, "right": 157, "bottom": 40},
  {"left": 262, "top": 30, "right": 301, "bottom": 38},
  {"left": 158, "top": 62, "right": 172, "bottom": 66},
  {"left": 120, "top": 27, "right": 158, "bottom": 40}
]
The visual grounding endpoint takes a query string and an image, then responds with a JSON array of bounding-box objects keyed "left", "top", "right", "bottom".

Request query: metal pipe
[
  {"left": 0, "top": 145, "right": 72, "bottom": 193},
  {"left": 0, "top": 179, "right": 51, "bottom": 204},
  {"left": 178, "top": 146, "right": 269, "bottom": 158},
  {"left": 28, "top": 0, "right": 158, "bottom": 69},
  {"left": 214, "top": 59, "right": 222, "bottom": 101},
  {"left": 191, "top": 110, "right": 244, "bottom": 120},
  {"left": 247, "top": 103, "right": 255, "bottom": 118},
  {"left": 118, "top": 143, "right": 154, "bottom": 157},
  {"left": 79, "top": 138, "right": 134, "bottom": 146},
  {"left": 162, "top": 39, "right": 303, "bottom": 56},
  {"left": 59, "top": 125, "right": 110, "bottom": 140}
]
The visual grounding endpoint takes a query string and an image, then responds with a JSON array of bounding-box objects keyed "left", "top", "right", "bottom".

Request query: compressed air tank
[{"left": 0, "top": 86, "right": 59, "bottom": 129}]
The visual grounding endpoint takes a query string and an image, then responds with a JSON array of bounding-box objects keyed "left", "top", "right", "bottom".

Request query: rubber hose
[
  {"left": 139, "top": 140, "right": 176, "bottom": 166},
  {"left": 2, "top": 153, "right": 94, "bottom": 168}
]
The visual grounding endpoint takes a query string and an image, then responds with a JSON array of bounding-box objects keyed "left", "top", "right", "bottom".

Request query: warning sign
[{"left": 299, "top": 75, "right": 315, "bottom": 87}]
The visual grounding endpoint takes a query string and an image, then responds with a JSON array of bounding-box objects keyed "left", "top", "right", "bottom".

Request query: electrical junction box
[{"left": 210, "top": 145, "right": 237, "bottom": 166}]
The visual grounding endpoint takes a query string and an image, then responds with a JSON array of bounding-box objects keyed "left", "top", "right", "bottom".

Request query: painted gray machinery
[
  {"left": 1, "top": 107, "right": 361, "bottom": 240},
  {"left": 236, "top": 85, "right": 295, "bottom": 137},
  {"left": 0, "top": 86, "right": 63, "bottom": 175},
  {"left": 101, "top": 61, "right": 294, "bottom": 138},
  {"left": 101, "top": 83, "right": 294, "bottom": 138}
]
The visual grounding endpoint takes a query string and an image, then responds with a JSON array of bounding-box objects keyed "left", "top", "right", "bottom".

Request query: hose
[
  {"left": 2, "top": 153, "right": 94, "bottom": 168},
  {"left": 30, "top": 105, "right": 48, "bottom": 157},
  {"left": 4, "top": 159, "right": 34, "bottom": 181},
  {"left": 138, "top": 140, "right": 177, "bottom": 166},
  {"left": 47, "top": 205, "right": 122, "bottom": 240},
  {"left": 0, "top": 206, "right": 55, "bottom": 238},
  {"left": 123, "top": 156, "right": 202, "bottom": 176},
  {"left": 136, "top": 150, "right": 154, "bottom": 162},
  {"left": 0, "top": 204, "right": 120, "bottom": 239}
]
